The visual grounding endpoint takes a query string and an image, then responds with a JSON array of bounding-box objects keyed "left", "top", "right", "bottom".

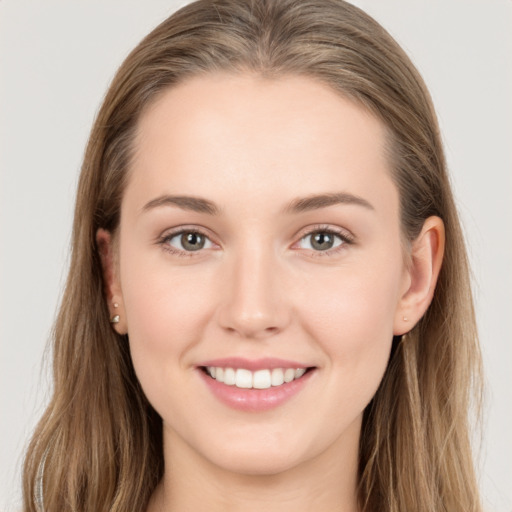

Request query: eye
[
  {"left": 297, "top": 230, "right": 347, "bottom": 252},
  {"left": 163, "top": 230, "right": 214, "bottom": 253}
]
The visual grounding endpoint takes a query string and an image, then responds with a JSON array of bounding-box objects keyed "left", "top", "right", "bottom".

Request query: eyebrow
[
  {"left": 142, "top": 195, "right": 220, "bottom": 215},
  {"left": 284, "top": 192, "right": 374, "bottom": 213},
  {"left": 141, "top": 191, "right": 374, "bottom": 216}
]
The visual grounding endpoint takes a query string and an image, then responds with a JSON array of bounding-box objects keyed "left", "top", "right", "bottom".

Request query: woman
[{"left": 22, "top": 0, "right": 483, "bottom": 510}]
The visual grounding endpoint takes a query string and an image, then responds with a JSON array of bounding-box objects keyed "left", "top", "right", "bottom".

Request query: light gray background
[{"left": 1, "top": 1, "right": 511, "bottom": 511}]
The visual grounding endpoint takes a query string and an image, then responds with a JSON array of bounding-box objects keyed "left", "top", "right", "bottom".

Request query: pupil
[
  {"left": 312, "top": 232, "right": 333, "bottom": 250},
  {"left": 182, "top": 232, "right": 204, "bottom": 251}
]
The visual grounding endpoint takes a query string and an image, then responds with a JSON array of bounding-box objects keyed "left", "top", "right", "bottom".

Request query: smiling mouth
[{"left": 201, "top": 366, "right": 315, "bottom": 390}]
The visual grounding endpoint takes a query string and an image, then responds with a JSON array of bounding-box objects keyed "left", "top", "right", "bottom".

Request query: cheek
[
  {"left": 118, "top": 244, "right": 218, "bottom": 390},
  {"left": 298, "top": 253, "right": 402, "bottom": 377}
]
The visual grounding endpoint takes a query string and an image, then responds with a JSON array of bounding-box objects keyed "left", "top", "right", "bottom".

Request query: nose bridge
[{"left": 217, "top": 237, "right": 289, "bottom": 338}]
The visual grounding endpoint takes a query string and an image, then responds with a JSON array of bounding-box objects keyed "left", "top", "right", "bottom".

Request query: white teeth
[
  {"left": 295, "top": 368, "right": 306, "bottom": 379},
  {"left": 236, "top": 369, "right": 253, "bottom": 389},
  {"left": 271, "top": 368, "right": 284, "bottom": 386},
  {"left": 253, "top": 369, "right": 271, "bottom": 389},
  {"left": 206, "top": 366, "right": 308, "bottom": 389},
  {"left": 283, "top": 368, "right": 295, "bottom": 383},
  {"left": 224, "top": 367, "right": 236, "bottom": 385}
]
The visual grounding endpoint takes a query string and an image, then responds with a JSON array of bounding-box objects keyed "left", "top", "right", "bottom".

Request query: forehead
[{"left": 126, "top": 73, "right": 398, "bottom": 218}]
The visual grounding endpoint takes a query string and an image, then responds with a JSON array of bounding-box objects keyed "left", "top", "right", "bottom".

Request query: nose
[{"left": 216, "top": 244, "right": 291, "bottom": 339}]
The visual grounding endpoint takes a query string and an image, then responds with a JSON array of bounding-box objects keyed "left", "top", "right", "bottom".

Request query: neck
[{"left": 148, "top": 422, "right": 361, "bottom": 512}]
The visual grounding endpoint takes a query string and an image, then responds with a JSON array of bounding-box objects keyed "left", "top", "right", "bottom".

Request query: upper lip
[{"left": 198, "top": 357, "right": 311, "bottom": 372}]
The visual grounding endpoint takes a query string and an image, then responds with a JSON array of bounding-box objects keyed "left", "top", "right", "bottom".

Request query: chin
[
  {"left": 211, "top": 450, "right": 303, "bottom": 477},
  {"left": 197, "top": 431, "right": 316, "bottom": 477}
]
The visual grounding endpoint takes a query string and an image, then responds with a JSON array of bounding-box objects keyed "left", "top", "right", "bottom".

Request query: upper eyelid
[
  {"left": 159, "top": 225, "right": 215, "bottom": 240},
  {"left": 159, "top": 224, "right": 353, "bottom": 237},
  {"left": 294, "top": 224, "right": 355, "bottom": 243},
  {"left": 158, "top": 227, "right": 217, "bottom": 257},
  {"left": 157, "top": 224, "right": 355, "bottom": 250}
]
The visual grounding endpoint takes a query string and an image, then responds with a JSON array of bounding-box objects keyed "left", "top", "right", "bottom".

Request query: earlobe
[
  {"left": 394, "top": 216, "right": 445, "bottom": 335},
  {"left": 96, "top": 228, "right": 127, "bottom": 335}
]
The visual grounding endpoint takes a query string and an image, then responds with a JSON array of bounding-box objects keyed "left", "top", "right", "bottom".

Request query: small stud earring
[
  {"left": 403, "top": 316, "right": 408, "bottom": 322},
  {"left": 110, "top": 314, "right": 120, "bottom": 324},
  {"left": 113, "top": 302, "right": 119, "bottom": 309}
]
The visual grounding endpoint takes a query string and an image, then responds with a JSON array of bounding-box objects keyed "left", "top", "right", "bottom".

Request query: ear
[
  {"left": 96, "top": 228, "right": 128, "bottom": 335},
  {"left": 394, "top": 216, "right": 445, "bottom": 335}
]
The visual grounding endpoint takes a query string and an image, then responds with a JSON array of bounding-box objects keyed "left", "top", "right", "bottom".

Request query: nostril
[{"left": 220, "top": 320, "right": 284, "bottom": 339}]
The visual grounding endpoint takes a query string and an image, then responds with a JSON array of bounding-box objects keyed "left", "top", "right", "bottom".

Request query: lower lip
[{"left": 198, "top": 369, "right": 315, "bottom": 412}]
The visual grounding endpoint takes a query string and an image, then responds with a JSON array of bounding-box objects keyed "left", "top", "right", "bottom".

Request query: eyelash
[
  {"left": 157, "top": 227, "right": 215, "bottom": 258},
  {"left": 294, "top": 225, "right": 354, "bottom": 257},
  {"left": 157, "top": 224, "right": 354, "bottom": 258}
]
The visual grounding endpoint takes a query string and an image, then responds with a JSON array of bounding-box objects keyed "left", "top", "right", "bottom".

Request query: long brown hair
[{"left": 23, "top": 1, "right": 483, "bottom": 510}]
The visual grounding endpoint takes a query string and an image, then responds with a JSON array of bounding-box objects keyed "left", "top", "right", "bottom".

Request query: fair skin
[{"left": 97, "top": 73, "right": 444, "bottom": 512}]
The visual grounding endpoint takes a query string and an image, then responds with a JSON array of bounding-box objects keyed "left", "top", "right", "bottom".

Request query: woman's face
[{"left": 110, "top": 74, "right": 412, "bottom": 475}]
